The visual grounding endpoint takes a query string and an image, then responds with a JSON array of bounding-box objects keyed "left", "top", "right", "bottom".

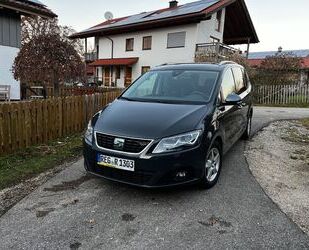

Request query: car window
[
  {"left": 244, "top": 70, "right": 250, "bottom": 87},
  {"left": 232, "top": 67, "right": 246, "bottom": 94},
  {"left": 122, "top": 70, "right": 219, "bottom": 104},
  {"left": 134, "top": 72, "right": 157, "bottom": 96},
  {"left": 221, "top": 69, "right": 236, "bottom": 100}
]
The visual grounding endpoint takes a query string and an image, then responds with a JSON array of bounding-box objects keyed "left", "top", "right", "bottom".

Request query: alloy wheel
[{"left": 205, "top": 147, "right": 221, "bottom": 182}]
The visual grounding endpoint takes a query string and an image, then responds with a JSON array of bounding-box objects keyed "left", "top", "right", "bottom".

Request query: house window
[
  {"left": 126, "top": 38, "right": 134, "bottom": 51},
  {"left": 216, "top": 10, "right": 222, "bottom": 32},
  {"left": 143, "top": 36, "right": 152, "bottom": 50},
  {"left": 141, "top": 66, "right": 151, "bottom": 75},
  {"left": 167, "top": 31, "right": 186, "bottom": 48}
]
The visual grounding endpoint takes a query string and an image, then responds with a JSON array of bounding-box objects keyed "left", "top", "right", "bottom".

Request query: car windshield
[{"left": 121, "top": 69, "right": 219, "bottom": 104}]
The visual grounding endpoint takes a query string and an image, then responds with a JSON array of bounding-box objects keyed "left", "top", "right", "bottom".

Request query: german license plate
[{"left": 97, "top": 154, "right": 135, "bottom": 172}]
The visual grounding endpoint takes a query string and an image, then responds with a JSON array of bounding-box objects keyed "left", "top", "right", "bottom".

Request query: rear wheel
[{"left": 199, "top": 141, "right": 222, "bottom": 189}]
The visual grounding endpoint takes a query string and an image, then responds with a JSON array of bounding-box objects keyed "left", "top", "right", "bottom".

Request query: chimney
[
  {"left": 169, "top": 1, "right": 178, "bottom": 8},
  {"left": 278, "top": 46, "right": 283, "bottom": 53}
]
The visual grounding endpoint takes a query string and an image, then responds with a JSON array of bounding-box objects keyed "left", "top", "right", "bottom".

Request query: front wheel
[{"left": 199, "top": 141, "right": 222, "bottom": 189}]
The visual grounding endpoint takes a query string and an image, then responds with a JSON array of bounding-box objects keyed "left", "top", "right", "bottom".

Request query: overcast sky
[{"left": 42, "top": 0, "right": 309, "bottom": 52}]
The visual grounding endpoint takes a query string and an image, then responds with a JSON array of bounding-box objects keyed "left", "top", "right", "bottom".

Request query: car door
[
  {"left": 217, "top": 68, "right": 239, "bottom": 151},
  {"left": 232, "top": 66, "right": 250, "bottom": 134}
]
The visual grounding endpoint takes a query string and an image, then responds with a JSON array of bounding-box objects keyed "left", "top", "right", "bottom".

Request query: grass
[
  {"left": 301, "top": 118, "right": 309, "bottom": 130},
  {"left": 281, "top": 119, "right": 309, "bottom": 144},
  {"left": 0, "top": 134, "right": 83, "bottom": 191},
  {"left": 255, "top": 103, "right": 309, "bottom": 108}
]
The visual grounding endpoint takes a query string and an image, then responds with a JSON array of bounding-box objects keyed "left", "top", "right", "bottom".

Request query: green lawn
[{"left": 0, "top": 134, "right": 83, "bottom": 191}]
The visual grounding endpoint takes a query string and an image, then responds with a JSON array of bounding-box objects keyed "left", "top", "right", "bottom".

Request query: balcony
[
  {"left": 195, "top": 42, "right": 240, "bottom": 62},
  {"left": 85, "top": 52, "right": 98, "bottom": 62}
]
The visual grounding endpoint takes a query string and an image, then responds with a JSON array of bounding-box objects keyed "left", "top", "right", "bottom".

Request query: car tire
[
  {"left": 199, "top": 141, "right": 222, "bottom": 189},
  {"left": 241, "top": 114, "right": 252, "bottom": 140}
]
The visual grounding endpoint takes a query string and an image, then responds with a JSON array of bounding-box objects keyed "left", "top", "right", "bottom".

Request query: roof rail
[
  {"left": 155, "top": 62, "right": 183, "bottom": 67},
  {"left": 218, "top": 61, "right": 237, "bottom": 65}
]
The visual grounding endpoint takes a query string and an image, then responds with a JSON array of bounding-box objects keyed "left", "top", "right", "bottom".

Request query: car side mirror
[{"left": 223, "top": 93, "right": 242, "bottom": 106}]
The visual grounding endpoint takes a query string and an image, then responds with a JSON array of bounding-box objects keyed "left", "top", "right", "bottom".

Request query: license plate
[{"left": 97, "top": 154, "right": 135, "bottom": 172}]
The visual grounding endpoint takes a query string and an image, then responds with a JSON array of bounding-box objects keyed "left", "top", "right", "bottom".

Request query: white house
[
  {"left": 0, "top": 0, "right": 56, "bottom": 100},
  {"left": 72, "top": 0, "right": 259, "bottom": 88}
]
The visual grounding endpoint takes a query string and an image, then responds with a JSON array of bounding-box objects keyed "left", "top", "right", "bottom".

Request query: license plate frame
[{"left": 97, "top": 154, "right": 135, "bottom": 172}]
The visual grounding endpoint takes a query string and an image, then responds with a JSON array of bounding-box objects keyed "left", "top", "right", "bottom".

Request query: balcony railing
[
  {"left": 85, "top": 52, "right": 98, "bottom": 62},
  {"left": 195, "top": 42, "right": 240, "bottom": 61}
]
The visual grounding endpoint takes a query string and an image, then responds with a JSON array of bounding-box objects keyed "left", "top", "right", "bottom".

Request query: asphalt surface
[{"left": 1, "top": 107, "right": 309, "bottom": 250}]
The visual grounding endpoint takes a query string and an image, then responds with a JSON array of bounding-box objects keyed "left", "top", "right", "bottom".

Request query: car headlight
[
  {"left": 84, "top": 111, "right": 102, "bottom": 144},
  {"left": 84, "top": 120, "right": 93, "bottom": 144},
  {"left": 153, "top": 130, "right": 201, "bottom": 154}
]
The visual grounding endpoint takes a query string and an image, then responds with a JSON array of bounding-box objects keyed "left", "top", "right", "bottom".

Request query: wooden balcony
[{"left": 195, "top": 42, "right": 240, "bottom": 61}]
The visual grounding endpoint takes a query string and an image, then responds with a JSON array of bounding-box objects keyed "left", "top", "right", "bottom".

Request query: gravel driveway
[
  {"left": 246, "top": 120, "right": 309, "bottom": 235},
  {"left": 0, "top": 107, "right": 309, "bottom": 250}
]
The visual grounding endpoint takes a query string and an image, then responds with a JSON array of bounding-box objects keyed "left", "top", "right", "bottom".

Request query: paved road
[{"left": 0, "top": 107, "right": 309, "bottom": 250}]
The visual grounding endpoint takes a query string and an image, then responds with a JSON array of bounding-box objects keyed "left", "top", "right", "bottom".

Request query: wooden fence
[
  {"left": 58, "top": 86, "right": 122, "bottom": 97},
  {"left": 253, "top": 84, "right": 309, "bottom": 105},
  {"left": 24, "top": 86, "right": 122, "bottom": 99},
  {"left": 0, "top": 90, "right": 122, "bottom": 155}
]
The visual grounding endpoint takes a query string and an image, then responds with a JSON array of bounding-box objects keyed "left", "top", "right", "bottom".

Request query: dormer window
[{"left": 216, "top": 10, "right": 222, "bottom": 32}]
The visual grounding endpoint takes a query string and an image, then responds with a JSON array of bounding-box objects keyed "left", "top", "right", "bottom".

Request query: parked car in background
[{"left": 83, "top": 62, "right": 253, "bottom": 189}]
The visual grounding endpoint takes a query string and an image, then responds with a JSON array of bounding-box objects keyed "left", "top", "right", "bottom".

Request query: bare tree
[
  {"left": 260, "top": 52, "right": 302, "bottom": 71},
  {"left": 252, "top": 52, "right": 302, "bottom": 85},
  {"left": 195, "top": 51, "right": 252, "bottom": 74},
  {"left": 13, "top": 17, "right": 85, "bottom": 97}
]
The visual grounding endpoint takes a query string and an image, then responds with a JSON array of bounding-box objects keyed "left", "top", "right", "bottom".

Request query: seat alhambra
[{"left": 83, "top": 62, "right": 253, "bottom": 189}]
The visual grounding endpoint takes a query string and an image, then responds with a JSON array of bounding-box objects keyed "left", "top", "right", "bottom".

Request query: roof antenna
[{"left": 104, "top": 11, "right": 114, "bottom": 20}]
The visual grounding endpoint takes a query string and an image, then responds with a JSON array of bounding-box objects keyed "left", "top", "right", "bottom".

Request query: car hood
[{"left": 94, "top": 99, "right": 208, "bottom": 139}]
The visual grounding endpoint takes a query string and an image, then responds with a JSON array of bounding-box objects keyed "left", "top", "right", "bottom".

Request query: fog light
[{"left": 176, "top": 171, "right": 187, "bottom": 178}]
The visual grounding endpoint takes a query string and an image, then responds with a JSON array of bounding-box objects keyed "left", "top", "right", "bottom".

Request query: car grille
[
  {"left": 95, "top": 166, "right": 153, "bottom": 185},
  {"left": 96, "top": 133, "right": 151, "bottom": 153}
]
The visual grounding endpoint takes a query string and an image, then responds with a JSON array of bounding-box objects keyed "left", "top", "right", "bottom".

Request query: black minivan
[{"left": 83, "top": 62, "right": 253, "bottom": 189}]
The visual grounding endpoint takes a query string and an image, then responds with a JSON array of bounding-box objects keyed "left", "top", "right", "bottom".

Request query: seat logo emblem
[{"left": 114, "top": 138, "right": 125, "bottom": 150}]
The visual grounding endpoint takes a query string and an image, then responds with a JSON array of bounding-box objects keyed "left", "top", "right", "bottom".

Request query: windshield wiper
[{"left": 119, "top": 96, "right": 136, "bottom": 101}]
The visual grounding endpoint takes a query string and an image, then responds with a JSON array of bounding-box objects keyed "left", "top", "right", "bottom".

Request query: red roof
[
  {"left": 70, "top": 0, "right": 259, "bottom": 45},
  {"left": 91, "top": 17, "right": 129, "bottom": 29},
  {"left": 247, "top": 59, "right": 263, "bottom": 67},
  {"left": 247, "top": 57, "right": 309, "bottom": 69},
  {"left": 302, "top": 58, "right": 309, "bottom": 68},
  {"left": 89, "top": 58, "right": 139, "bottom": 67}
]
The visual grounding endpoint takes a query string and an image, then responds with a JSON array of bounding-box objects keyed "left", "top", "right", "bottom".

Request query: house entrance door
[
  {"left": 125, "top": 67, "right": 132, "bottom": 87},
  {"left": 104, "top": 67, "right": 111, "bottom": 86}
]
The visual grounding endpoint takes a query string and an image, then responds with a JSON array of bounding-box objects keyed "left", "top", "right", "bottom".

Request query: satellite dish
[{"left": 104, "top": 11, "right": 114, "bottom": 20}]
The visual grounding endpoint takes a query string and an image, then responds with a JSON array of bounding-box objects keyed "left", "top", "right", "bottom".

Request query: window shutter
[{"left": 167, "top": 32, "right": 186, "bottom": 48}]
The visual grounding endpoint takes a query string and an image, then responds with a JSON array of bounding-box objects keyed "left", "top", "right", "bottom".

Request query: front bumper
[{"left": 83, "top": 140, "right": 206, "bottom": 188}]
